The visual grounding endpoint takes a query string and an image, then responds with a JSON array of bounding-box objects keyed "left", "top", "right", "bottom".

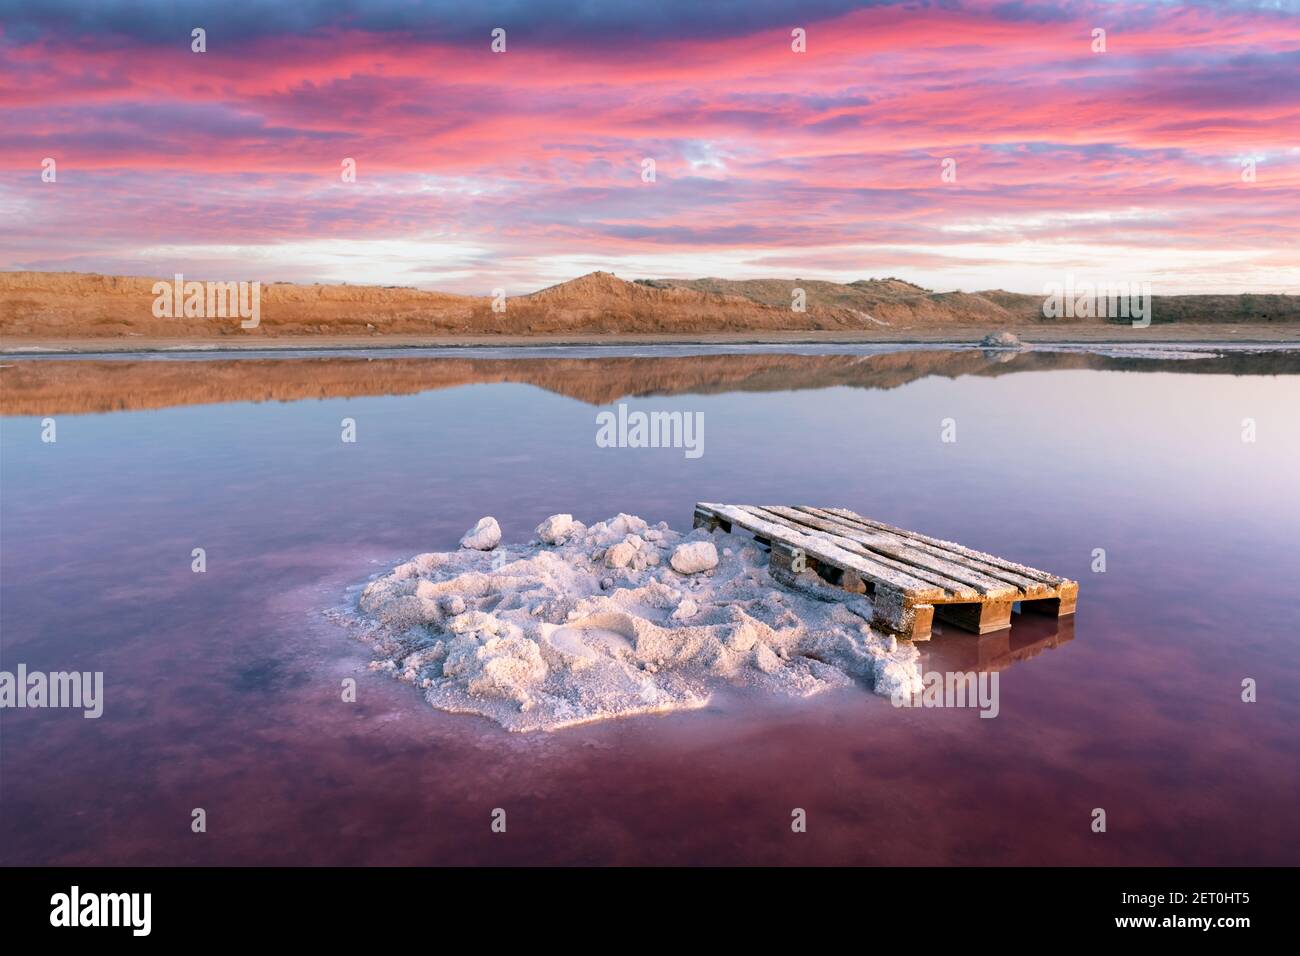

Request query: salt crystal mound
[{"left": 348, "top": 513, "right": 923, "bottom": 732}]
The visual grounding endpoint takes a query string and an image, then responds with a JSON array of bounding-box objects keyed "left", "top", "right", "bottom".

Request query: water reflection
[
  {"left": 923, "top": 614, "right": 1076, "bottom": 673},
  {"left": 4, "top": 346, "right": 1298, "bottom": 415}
]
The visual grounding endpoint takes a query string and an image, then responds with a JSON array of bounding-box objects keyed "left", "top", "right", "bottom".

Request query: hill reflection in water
[{"left": 4, "top": 346, "right": 1298, "bottom": 416}]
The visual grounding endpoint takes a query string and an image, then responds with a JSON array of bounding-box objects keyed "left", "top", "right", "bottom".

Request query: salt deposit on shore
[{"left": 347, "top": 513, "right": 922, "bottom": 732}]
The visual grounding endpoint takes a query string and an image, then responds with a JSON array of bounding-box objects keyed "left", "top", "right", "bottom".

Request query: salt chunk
[
  {"left": 607, "top": 513, "right": 648, "bottom": 536},
  {"left": 753, "top": 644, "right": 782, "bottom": 674},
  {"left": 671, "top": 597, "right": 699, "bottom": 621},
  {"left": 670, "top": 541, "right": 718, "bottom": 574},
  {"left": 535, "top": 514, "right": 576, "bottom": 545},
  {"left": 460, "top": 516, "right": 501, "bottom": 551},
  {"left": 606, "top": 542, "right": 638, "bottom": 568}
]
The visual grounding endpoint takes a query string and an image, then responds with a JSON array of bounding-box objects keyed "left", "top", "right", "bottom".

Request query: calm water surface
[{"left": 2, "top": 346, "right": 1298, "bottom": 865}]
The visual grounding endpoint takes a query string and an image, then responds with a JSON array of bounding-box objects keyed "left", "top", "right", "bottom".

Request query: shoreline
[{"left": 4, "top": 324, "right": 1299, "bottom": 355}]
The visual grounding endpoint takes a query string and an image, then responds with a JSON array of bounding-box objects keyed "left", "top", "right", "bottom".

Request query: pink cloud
[{"left": 1, "top": 1, "right": 1297, "bottom": 292}]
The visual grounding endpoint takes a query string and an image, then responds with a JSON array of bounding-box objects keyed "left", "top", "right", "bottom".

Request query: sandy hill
[
  {"left": 659, "top": 277, "right": 1051, "bottom": 326},
  {"left": 509, "top": 271, "right": 865, "bottom": 332},
  {"left": 1, "top": 270, "right": 1296, "bottom": 341}
]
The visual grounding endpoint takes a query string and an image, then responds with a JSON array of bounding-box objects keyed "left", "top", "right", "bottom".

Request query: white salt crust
[{"left": 348, "top": 513, "right": 922, "bottom": 731}]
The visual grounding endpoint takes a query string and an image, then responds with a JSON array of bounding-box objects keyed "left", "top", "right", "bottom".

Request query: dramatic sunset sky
[{"left": 2, "top": 0, "right": 1297, "bottom": 294}]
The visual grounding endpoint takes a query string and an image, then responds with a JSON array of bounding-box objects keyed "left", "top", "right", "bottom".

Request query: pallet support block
[
  {"left": 1022, "top": 582, "right": 1078, "bottom": 618},
  {"left": 768, "top": 541, "right": 796, "bottom": 583},
  {"left": 872, "top": 586, "right": 934, "bottom": 642},
  {"left": 936, "top": 597, "right": 1014, "bottom": 634},
  {"left": 692, "top": 508, "right": 731, "bottom": 534}
]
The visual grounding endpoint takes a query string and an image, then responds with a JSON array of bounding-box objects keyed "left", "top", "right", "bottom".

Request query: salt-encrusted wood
[{"left": 694, "top": 502, "right": 1078, "bottom": 642}]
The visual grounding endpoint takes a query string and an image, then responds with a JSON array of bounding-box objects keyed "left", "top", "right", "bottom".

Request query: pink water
[{"left": 2, "top": 347, "right": 1298, "bottom": 865}]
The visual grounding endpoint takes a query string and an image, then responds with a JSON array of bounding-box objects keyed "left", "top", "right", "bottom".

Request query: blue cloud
[{"left": 0, "top": 0, "right": 888, "bottom": 45}]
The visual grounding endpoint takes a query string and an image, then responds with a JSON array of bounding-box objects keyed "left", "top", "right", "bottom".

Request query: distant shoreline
[
  {"left": 4, "top": 324, "right": 1300, "bottom": 356},
  {"left": 4, "top": 271, "right": 1298, "bottom": 348}
]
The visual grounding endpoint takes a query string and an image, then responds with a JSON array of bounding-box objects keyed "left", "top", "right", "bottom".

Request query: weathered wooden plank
[
  {"left": 696, "top": 503, "right": 945, "bottom": 600},
  {"left": 744, "top": 505, "right": 972, "bottom": 598},
  {"left": 746, "top": 506, "right": 958, "bottom": 587},
  {"left": 821, "top": 506, "right": 1064, "bottom": 586},
  {"left": 753, "top": 506, "right": 980, "bottom": 600},
  {"left": 707, "top": 503, "right": 944, "bottom": 599},
  {"left": 818, "top": 507, "right": 1063, "bottom": 591},
  {"left": 799, "top": 506, "right": 1042, "bottom": 599},
  {"left": 809, "top": 506, "right": 1051, "bottom": 590},
  {"left": 764, "top": 506, "right": 1019, "bottom": 601},
  {"left": 797, "top": 505, "right": 1052, "bottom": 597}
]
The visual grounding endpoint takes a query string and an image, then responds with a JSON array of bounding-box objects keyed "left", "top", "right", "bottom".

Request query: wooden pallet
[{"left": 693, "top": 503, "right": 1077, "bottom": 642}]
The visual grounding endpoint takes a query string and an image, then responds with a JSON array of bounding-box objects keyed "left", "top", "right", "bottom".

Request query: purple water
[{"left": 2, "top": 346, "right": 1298, "bottom": 865}]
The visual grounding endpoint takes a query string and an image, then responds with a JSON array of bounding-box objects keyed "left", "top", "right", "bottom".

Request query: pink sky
[{"left": 2, "top": 0, "right": 1298, "bottom": 294}]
